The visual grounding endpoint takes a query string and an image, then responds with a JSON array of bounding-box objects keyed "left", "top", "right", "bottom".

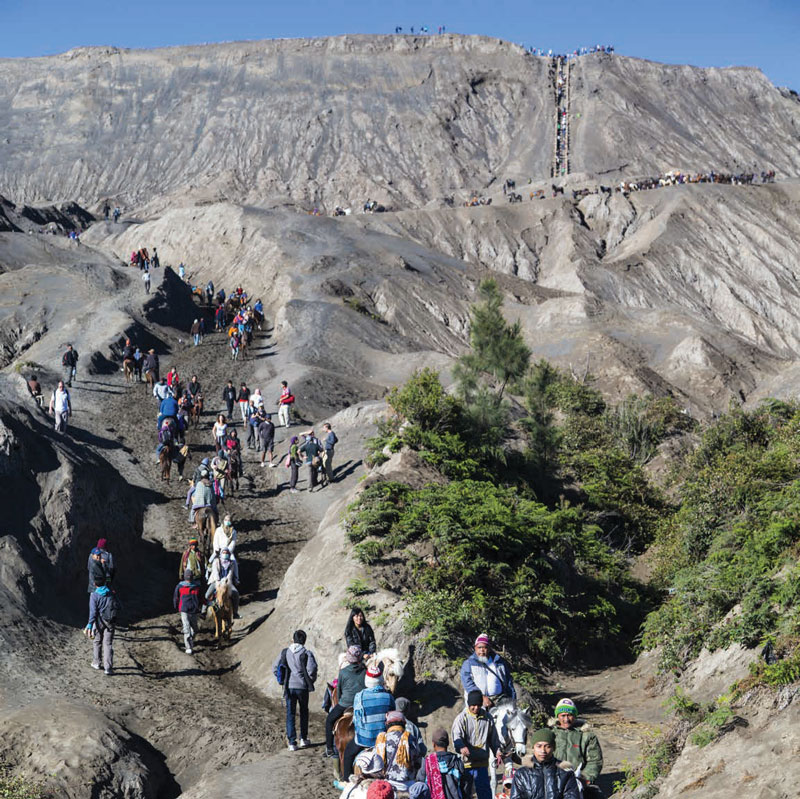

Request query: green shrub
[{"left": 0, "top": 766, "right": 46, "bottom": 799}]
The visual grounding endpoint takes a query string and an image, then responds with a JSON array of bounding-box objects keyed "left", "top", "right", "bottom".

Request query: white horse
[
  {"left": 366, "top": 648, "right": 405, "bottom": 694},
  {"left": 489, "top": 699, "right": 532, "bottom": 795}
]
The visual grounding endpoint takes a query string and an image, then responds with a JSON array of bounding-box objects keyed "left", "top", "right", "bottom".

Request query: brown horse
[
  {"left": 122, "top": 359, "right": 134, "bottom": 383},
  {"left": 145, "top": 369, "right": 156, "bottom": 391},
  {"left": 333, "top": 710, "right": 355, "bottom": 779},
  {"left": 190, "top": 393, "right": 204, "bottom": 428},
  {"left": 195, "top": 507, "right": 216, "bottom": 560},
  {"left": 211, "top": 573, "right": 234, "bottom": 643},
  {"left": 159, "top": 445, "right": 172, "bottom": 482}
]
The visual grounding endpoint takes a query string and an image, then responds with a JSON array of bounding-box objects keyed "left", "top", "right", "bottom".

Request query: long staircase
[{"left": 551, "top": 57, "right": 572, "bottom": 178}]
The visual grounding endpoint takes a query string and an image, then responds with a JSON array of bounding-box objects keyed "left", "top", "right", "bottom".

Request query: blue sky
[{"left": 1, "top": 0, "right": 798, "bottom": 88}]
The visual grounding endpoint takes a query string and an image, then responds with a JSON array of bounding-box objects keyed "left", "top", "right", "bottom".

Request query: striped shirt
[{"left": 353, "top": 686, "right": 395, "bottom": 747}]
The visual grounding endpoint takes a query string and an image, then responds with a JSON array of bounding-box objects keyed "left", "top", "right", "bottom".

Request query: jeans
[
  {"left": 466, "top": 767, "right": 491, "bottom": 799},
  {"left": 54, "top": 410, "right": 69, "bottom": 433},
  {"left": 93, "top": 623, "right": 114, "bottom": 671},
  {"left": 324, "top": 450, "right": 334, "bottom": 483},
  {"left": 289, "top": 462, "right": 299, "bottom": 489},
  {"left": 193, "top": 334, "right": 200, "bottom": 346},
  {"left": 325, "top": 703, "right": 346, "bottom": 749},
  {"left": 180, "top": 611, "right": 198, "bottom": 650},
  {"left": 285, "top": 688, "right": 309, "bottom": 745},
  {"left": 64, "top": 366, "right": 74, "bottom": 386}
]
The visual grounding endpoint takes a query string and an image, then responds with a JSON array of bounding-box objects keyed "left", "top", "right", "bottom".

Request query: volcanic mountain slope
[
  {"left": 0, "top": 35, "right": 798, "bottom": 211},
  {"left": 83, "top": 177, "right": 800, "bottom": 414}
]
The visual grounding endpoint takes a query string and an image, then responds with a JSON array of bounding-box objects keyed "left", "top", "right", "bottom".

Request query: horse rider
[
  {"left": 179, "top": 538, "right": 205, "bottom": 582},
  {"left": 212, "top": 514, "right": 237, "bottom": 561},
  {"left": 27, "top": 374, "right": 43, "bottom": 407},
  {"left": 342, "top": 664, "right": 395, "bottom": 781},
  {"left": 142, "top": 348, "right": 159, "bottom": 382},
  {"left": 121, "top": 339, "right": 135, "bottom": 372},
  {"left": 324, "top": 644, "right": 366, "bottom": 758},
  {"left": 509, "top": 728, "right": 580, "bottom": 799},
  {"left": 153, "top": 376, "right": 171, "bottom": 403},
  {"left": 187, "top": 374, "right": 202, "bottom": 400},
  {"left": 133, "top": 347, "right": 144, "bottom": 381},
  {"left": 205, "top": 548, "right": 240, "bottom": 618},
  {"left": 191, "top": 474, "right": 218, "bottom": 530},
  {"left": 551, "top": 698, "right": 604, "bottom": 796},
  {"left": 460, "top": 634, "right": 516, "bottom": 707},
  {"left": 158, "top": 391, "right": 179, "bottom": 429},
  {"left": 374, "top": 710, "right": 424, "bottom": 792}
]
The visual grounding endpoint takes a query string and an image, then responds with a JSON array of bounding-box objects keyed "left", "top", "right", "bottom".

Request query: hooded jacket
[
  {"left": 551, "top": 720, "right": 603, "bottom": 784},
  {"left": 509, "top": 758, "right": 580, "bottom": 799},
  {"left": 173, "top": 580, "right": 201, "bottom": 614},
  {"left": 416, "top": 751, "right": 469, "bottom": 799},
  {"left": 272, "top": 643, "right": 318, "bottom": 692}
]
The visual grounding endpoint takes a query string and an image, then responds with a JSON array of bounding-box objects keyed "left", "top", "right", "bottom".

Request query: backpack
[
  {"left": 276, "top": 648, "right": 289, "bottom": 685},
  {"left": 99, "top": 591, "right": 120, "bottom": 624}
]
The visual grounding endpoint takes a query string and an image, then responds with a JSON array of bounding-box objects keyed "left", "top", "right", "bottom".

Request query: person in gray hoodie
[{"left": 272, "top": 629, "right": 318, "bottom": 750}]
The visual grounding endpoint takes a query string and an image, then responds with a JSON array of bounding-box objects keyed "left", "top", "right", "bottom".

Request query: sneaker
[
  {"left": 268, "top": 463, "right": 276, "bottom": 468},
  {"left": 323, "top": 748, "right": 337, "bottom": 759},
  {"left": 185, "top": 647, "right": 194, "bottom": 655},
  {"left": 91, "top": 662, "right": 101, "bottom": 670},
  {"left": 290, "top": 489, "right": 298, "bottom": 494},
  {"left": 333, "top": 780, "right": 348, "bottom": 791},
  {"left": 287, "top": 743, "right": 297, "bottom": 752},
  {"left": 104, "top": 669, "right": 112, "bottom": 676},
  {"left": 299, "top": 738, "right": 311, "bottom": 748},
  {"left": 260, "top": 463, "right": 266, "bottom": 468}
]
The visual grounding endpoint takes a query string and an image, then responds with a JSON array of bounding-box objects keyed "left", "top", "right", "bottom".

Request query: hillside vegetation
[
  {"left": 346, "top": 280, "right": 687, "bottom": 670},
  {"left": 348, "top": 281, "right": 800, "bottom": 693}
]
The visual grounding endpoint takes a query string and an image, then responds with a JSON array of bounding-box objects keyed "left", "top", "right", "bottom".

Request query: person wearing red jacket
[{"left": 173, "top": 568, "right": 202, "bottom": 655}]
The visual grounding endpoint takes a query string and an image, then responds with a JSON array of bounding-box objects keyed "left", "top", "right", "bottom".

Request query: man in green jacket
[{"left": 552, "top": 698, "right": 603, "bottom": 791}]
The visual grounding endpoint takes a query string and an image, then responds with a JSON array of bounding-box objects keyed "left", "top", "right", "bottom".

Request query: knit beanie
[
  {"left": 97, "top": 538, "right": 108, "bottom": 549},
  {"left": 366, "top": 779, "right": 395, "bottom": 799},
  {"left": 554, "top": 697, "right": 578, "bottom": 717},
  {"left": 346, "top": 645, "right": 362, "bottom": 664},
  {"left": 365, "top": 664, "right": 383, "bottom": 689},
  {"left": 474, "top": 633, "right": 491, "bottom": 648},
  {"left": 183, "top": 569, "right": 193, "bottom": 580},
  {"left": 467, "top": 689, "right": 483, "bottom": 707},
  {"left": 530, "top": 728, "right": 556, "bottom": 745},
  {"left": 385, "top": 710, "right": 405, "bottom": 726}
]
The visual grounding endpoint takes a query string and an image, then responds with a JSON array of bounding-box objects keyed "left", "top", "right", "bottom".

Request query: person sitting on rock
[
  {"left": 205, "top": 548, "right": 240, "bottom": 618},
  {"left": 550, "top": 698, "right": 603, "bottom": 795},
  {"left": 460, "top": 634, "right": 515, "bottom": 707},
  {"left": 509, "top": 729, "right": 579, "bottom": 799},
  {"left": 345, "top": 606, "right": 377, "bottom": 656}
]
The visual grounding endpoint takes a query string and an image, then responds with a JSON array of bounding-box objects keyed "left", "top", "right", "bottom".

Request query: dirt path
[{"left": 12, "top": 268, "right": 354, "bottom": 796}]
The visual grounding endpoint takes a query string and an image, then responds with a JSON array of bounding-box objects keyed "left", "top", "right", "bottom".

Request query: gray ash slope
[{"left": 0, "top": 35, "right": 798, "bottom": 210}]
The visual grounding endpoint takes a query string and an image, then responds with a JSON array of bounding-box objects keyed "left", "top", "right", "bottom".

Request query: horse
[
  {"left": 190, "top": 393, "right": 204, "bottom": 428},
  {"left": 145, "top": 369, "right": 156, "bottom": 391},
  {"left": 211, "top": 572, "right": 234, "bottom": 643},
  {"left": 195, "top": 507, "right": 216, "bottom": 560},
  {"left": 227, "top": 450, "right": 241, "bottom": 495},
  {"left": 122, "top": 359, "right": 134, "bottom": 383},
  {"left": 333, "top": 709, "right": 356, "bottom": 781},
  {"left": 489, "top": 699, "right": 532, "bottom": 795},
  {"left": 159, "top": 444, "right": 172, "bottom": 482},
  {"left": 366, "top": 648, "right": 406, "bottom": 695}
]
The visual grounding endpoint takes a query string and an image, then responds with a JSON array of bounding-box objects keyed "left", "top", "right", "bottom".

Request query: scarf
[
  {"left": 376, "top": 728, "right": 412, "bottom": 770},
  {"left": 425, "top": 752, "right": 446, "bottom": 799}
]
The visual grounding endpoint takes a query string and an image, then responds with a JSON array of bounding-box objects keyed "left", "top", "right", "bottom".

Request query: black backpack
[{"left": 98, "top": 591, "right": 121, "bottom": 624}]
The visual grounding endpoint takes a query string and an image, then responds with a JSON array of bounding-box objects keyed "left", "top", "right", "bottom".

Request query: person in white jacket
[
  {"left": 205, "top": 549, "right": 240, "bottom": 617},
  {"left": 212, "top": 515, "right": 237, "bottom": 559}
]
